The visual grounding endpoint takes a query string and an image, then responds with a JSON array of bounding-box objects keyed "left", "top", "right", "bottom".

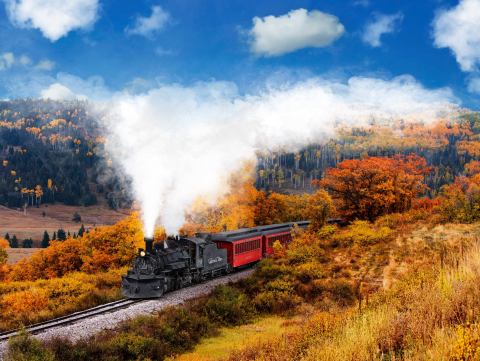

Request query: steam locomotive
[{"left": 122, "top": 221, "right": 309, "bottom": 299}]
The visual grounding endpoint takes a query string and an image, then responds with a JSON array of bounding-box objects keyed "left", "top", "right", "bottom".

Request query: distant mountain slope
[{"left": 0, "top": 99, "right": 131, "bottom": 209}]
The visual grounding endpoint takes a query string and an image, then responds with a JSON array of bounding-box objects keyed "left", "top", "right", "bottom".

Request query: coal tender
[{"left": 121, "top": 235, "right": 229, "bottom": 298}]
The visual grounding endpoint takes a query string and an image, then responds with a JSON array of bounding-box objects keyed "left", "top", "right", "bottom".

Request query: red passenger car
[
  {"left": 210, "top": 229, "right": 263, "bottom": 268},
  {"left": 210, "top": 221, "right": 310, "bottom": 268}
]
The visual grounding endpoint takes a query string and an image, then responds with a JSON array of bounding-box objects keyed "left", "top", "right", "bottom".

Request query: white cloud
[
  {"left": 35, "top": 59, "right": 55, "bottom": 71},
  {"left": 125, "top": 5, "right": 170, "bottom": 38},
  {"left": 41, "top": 83, "right": 79, "bottom": 100},
  {"left": 19, "top": 54, "right": 31, "bottom": 66},
  {"left": 5, "top": 0, "right": 99, "bottom": 41},
  {"left": 433, "top": 0, "right": 480, "bottom": 72},
  {"left": 155, "top": 46, "right": 174, "bottom": 57},
  {"left": 0, "top": 52, "right": 54, "bottom": 71},
  {"left": 249, "top": 8, "right": 345, "bottom": 57},
  {"left": 354, "top": 0, "right": 370, "bottom": 7},
  {"left": 40, "top": 73, "right": 111, "bottom": 100},
  {"left": 0, "top": 52, "right": 15, "bottom": 70},
  {"left": 362, "top": 12, "right": 403, "bottom": 47},
  {"left": 467, "top": 77, "right": 480, "bottom": 93}
]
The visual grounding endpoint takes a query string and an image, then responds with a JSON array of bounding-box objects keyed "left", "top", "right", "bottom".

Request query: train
[{"left": 121, "top": 221, "right": 310, "bottom": 299}]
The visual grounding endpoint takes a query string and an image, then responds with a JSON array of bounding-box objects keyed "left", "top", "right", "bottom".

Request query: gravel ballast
[{"left": 0, "top": 269, "right": 254, "bottom": 359}]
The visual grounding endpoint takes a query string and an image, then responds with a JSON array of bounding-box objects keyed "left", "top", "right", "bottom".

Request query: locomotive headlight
[{"left": 140, "top": 251, "right": 146, "bottom": 257}]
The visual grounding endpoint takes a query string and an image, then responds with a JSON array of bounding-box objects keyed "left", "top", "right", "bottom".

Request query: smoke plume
[{"left": 104, "top": 75, "right": 458, "bottom": 236}]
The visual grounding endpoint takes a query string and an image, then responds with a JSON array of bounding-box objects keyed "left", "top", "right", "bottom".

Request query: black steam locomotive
[
  {"left": 122, "top": 221, "right": 311, "bottom": 299},
  {"left": 122, "top": 235, "right": 230, "bottom": 298}
]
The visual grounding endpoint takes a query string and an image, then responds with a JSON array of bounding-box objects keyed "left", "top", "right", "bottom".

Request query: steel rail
[{"left": 0, "top": 298, "right": 143, "bottom": 342}]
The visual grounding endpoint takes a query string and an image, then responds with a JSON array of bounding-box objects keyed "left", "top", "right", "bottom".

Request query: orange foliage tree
[
  {"left": 253, "top": 192, "right": 310, "bottom": 226},
  {"left": 439, "top": 173, "right": 480, "bottom": 223},
  {"left": 464, "top": 160, "right": 480, "bottom": 176},
  {"left": 305, "top": 189, "right": 334, "bottom": 230},
  {"left": 319, "top": 155, "right": 430, "bottom": 221},
  {"left": 0, "top": 238, "right": 8, "bottom": 280},
  {"left": 0, "top": 238, "right": 8, "bottom": 249},
  {"left": 6, "top": 214, "right": 144, "bottom": 281}
]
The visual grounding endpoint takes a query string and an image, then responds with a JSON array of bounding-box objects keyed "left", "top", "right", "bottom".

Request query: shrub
[
  {"left": 72, "top": 212, "right": 81, "bottom": 223},
  {"left": 42, "top": 337, "right": 94, "bottom": 361},
  {"left": 253, "top": 258, "right": 289, "bottom": 282},
  {"left": 253, "top": 290, "right": 302, "bottom": 313},
  {"left": 327, "top": 280, "right": 356, "bottom": 306},
  {"left": 5, "top": 330, "right": 54, "bottom": 361},
  {"left": 450, "top": 324, "right": 480, "bottom": 361},
  {"left": 316, "top": 224, "right": 337, "bottom": 239},
  {"left": 294, "top": 262, "right": 324, "bottom": 283},
  {"left": 0, "top": 270, "right": 123, "bottom": 330},
  {"left": 0, "top": 248, "right": 7, "bottom": 265},
  {"left": 104, "top": 333, "right": 158, "bottom": 360},
  {"left": 202, "top": 285, "right": 252, "bottom": 326},
  {"left": 119, "top": 307, "right": 214, "bottom": 357},
  {"left": 334, "top": 220, "right": 393, "bottom": 246}
]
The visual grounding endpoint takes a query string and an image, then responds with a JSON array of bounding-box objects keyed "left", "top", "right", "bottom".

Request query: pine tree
[
  {"left": 10, "top": 235, "right": 18, "bottom": 248},
  {"left": 22, "top": 238, "right": 33, "bottom": 248},
  {"left": 67, "top": 231, "right": 71, "bottom": 238},
  {"left": 52, "top": 231, "right": 56, "bottom": 241},
  {"left": 57, "top": 229, "right": 66, "bottom": 241},
  {"left": 4, "top": 233, "right": 9, "bottom": 242},
  {"left": 78, "top": 224, "right": 85, "bottom": 237},
  {"left": 41, "top": 231, "right": 50, "bottom": 248}
]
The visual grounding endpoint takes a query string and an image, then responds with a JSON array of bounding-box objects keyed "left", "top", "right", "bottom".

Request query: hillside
[
  {"left": 0, "top": 99, "right": 131, "bottom": 211},
  {"left": 0, "top": 203, "right": 130, "bottom": 244}
]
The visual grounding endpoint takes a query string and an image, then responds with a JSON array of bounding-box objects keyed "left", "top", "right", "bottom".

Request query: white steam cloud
[{"left": 102, "top": 75, "right": 458, "bottom": 236}]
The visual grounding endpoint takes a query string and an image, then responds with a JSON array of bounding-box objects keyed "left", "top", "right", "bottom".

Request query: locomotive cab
[{"left": 176, "top": 236, "right": 228, "bottom": 274}]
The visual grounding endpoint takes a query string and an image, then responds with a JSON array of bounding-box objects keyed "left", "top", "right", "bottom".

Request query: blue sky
[{"left": 0, "top": 0, "right": 479, "bottom": 108}]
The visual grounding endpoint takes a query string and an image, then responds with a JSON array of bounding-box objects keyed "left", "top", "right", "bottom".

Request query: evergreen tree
[
  {"left": 41, "top": 231, "right": 50, "bottom": 248},
  {"left": 4, "top": 233, "right": 9, "bottom": 242},
  {"left": 57, "top": 228, "right": 66, "bottom": 241},
  {"left": 78, "top": 224, "right": 85, "bottom": 237},
  {"left": 67, "top": 231, "right": 71, "bottom": 238},
  {"left": 52, "top": 231, "right": 56, "bottom": 241},
  {"left": 10, "top": 235, "right": 18, "bottom": 248},
  {"left": 22, "top": 238, "right": 33, "bottom": 248}
]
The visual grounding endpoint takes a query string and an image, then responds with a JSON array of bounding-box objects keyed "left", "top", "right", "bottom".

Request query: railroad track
[{"left": 0, "top": 298, "right": 143, "bottom": 342}]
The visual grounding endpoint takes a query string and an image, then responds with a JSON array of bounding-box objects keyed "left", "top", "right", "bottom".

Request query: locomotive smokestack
[{"left": 145, "top": 237, "right": 154, "bottom": 254}]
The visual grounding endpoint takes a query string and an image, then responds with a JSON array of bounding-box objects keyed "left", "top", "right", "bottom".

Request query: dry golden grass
[
  {"left": 5, "top": 248, "right": 39, "bottom": 264},
  {"left": 171, "top": 316, "right": 301, "bottom": 361},
  {"left": 0, "top": 204, "right": 130, "bottom": 243}
]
